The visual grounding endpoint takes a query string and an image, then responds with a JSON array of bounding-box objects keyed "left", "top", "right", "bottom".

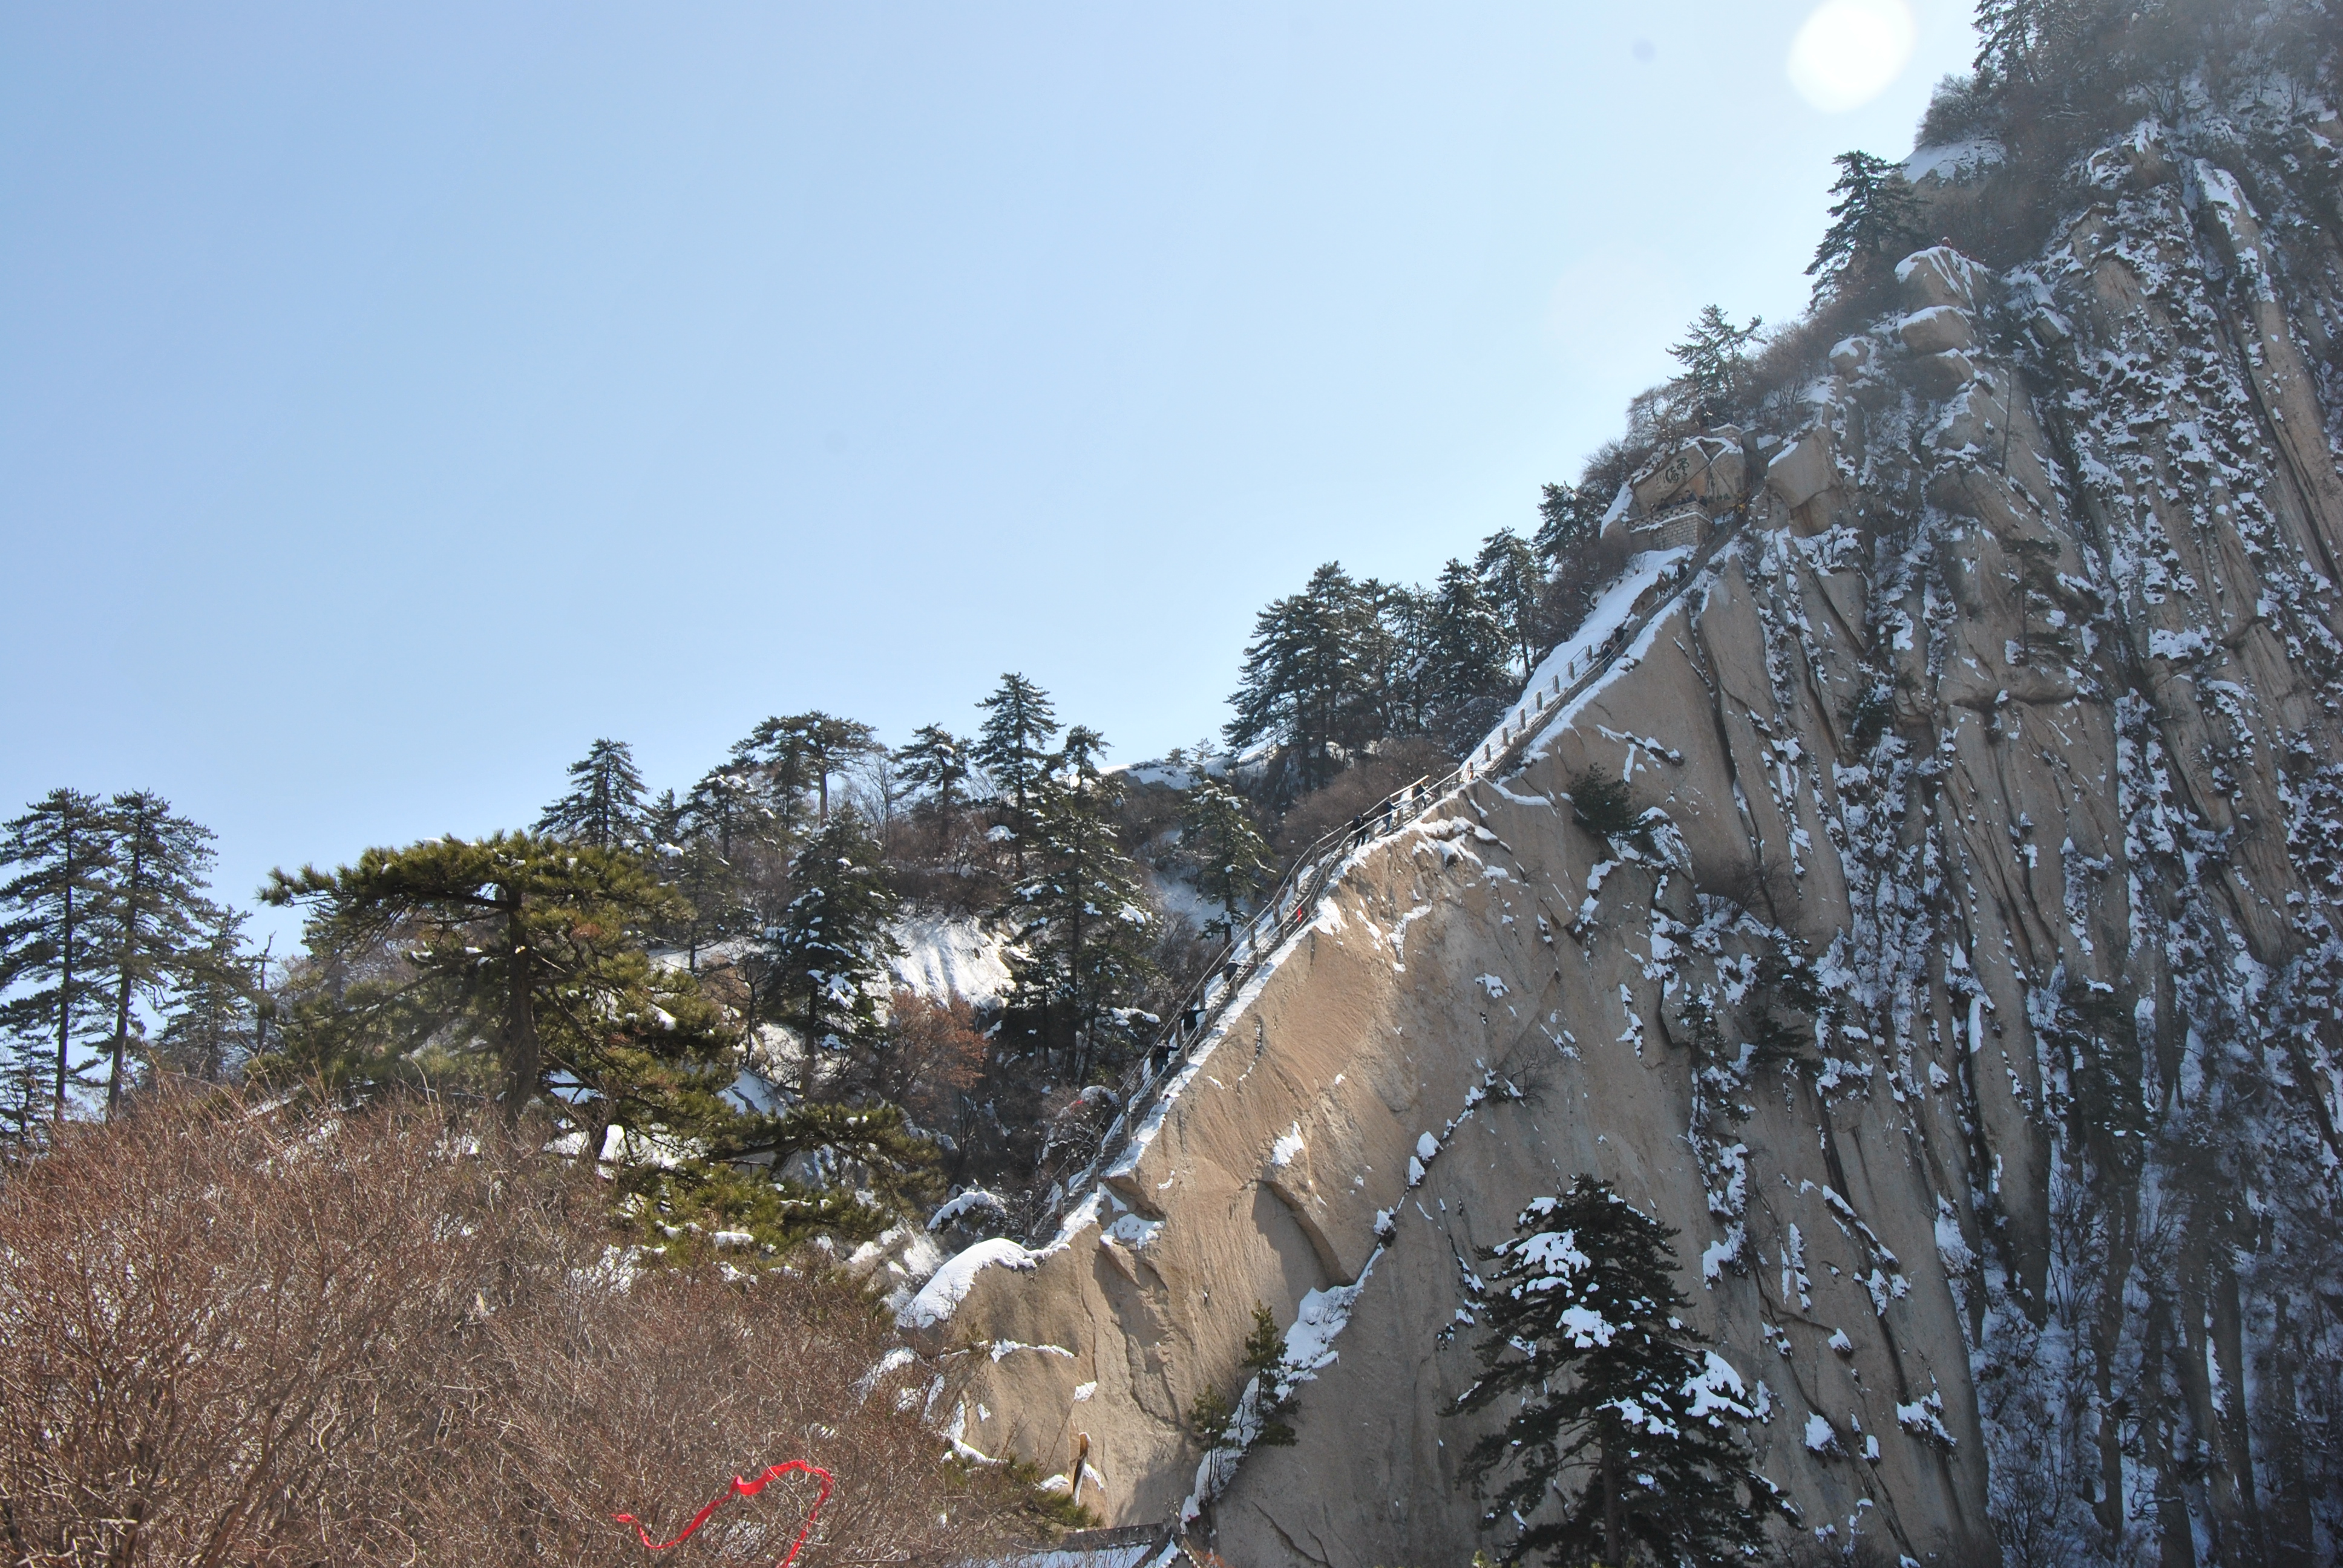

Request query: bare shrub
[
  {"left": 1274, "top": 736, "right": 1456, "bottom": 857},
  {"left": 0, "top": 1091, "right": 1025, "bottom": 1566}
]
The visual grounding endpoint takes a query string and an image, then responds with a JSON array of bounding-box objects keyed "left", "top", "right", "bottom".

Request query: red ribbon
[{"left": 615, "top": 1460, "right": 834, "bottom": 1568}]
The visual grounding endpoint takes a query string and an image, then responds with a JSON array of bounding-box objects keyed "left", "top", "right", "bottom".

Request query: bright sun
[{"left": 1786, "top": 0, "right": 1918, "bottom": 114}]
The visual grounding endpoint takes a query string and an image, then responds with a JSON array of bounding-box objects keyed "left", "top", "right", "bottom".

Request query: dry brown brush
[{"left": 0, "top": 1092, "right": 1023, "bottom": 1566}]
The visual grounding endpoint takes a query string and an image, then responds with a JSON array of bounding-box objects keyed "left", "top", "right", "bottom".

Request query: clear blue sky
[{"left": 2, "top": 1, "right": 1974, "bottom": 938}]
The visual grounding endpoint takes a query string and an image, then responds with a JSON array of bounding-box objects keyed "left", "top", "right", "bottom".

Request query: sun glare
[{"left": 1786, "top": 0, "right": 1918, "bottom": 114}]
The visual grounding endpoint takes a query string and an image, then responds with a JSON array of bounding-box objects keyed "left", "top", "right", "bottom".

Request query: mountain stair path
[{"left": 1035, "top": 513, "right": 1746, "bottom": 1240}]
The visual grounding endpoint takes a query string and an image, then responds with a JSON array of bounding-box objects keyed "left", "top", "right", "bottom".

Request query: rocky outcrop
[{"left": 913, "top": 93, "right": 2343, "bottom": 1566}]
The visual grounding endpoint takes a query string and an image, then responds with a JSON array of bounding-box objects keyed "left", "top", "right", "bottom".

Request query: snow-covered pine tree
[
  {"left": 724, "top": 718, "right": 818, "bottom": 838},
  {"left": 1419, "top": 559, "right": 1513, "bottom": 754},
  {"left": 896, "top": 724, "right": 974, "bottom": 837},
  {"left": 1181, "top": 775, "right": 1272, "bottom": 939},
  {"left": 760, "top": 807, "right": 901, "bottom": 1100},
  {"left": 94, "top": 791, "right": 220, "bottom": 1115},
  {"left": 975, "top": 675, "right": 1061, "bottom": 868},
  {"left": 682, "top": 765, "right": 767, "bottom": 863},
  {"left": 0, "top": 789, "right": 116, "bottom": 1122},
  {"left": 662, "top": 834, "right": 748, "bottom": 973},
  {"left": 776, "top": 713, "right": 881, "bottom": 825},
  {"left": 1474, "top": 528, "right": 1547, "bottom": 685},
  {"left": 1805, "top": 151, "right": 1924, "bottom": 302},
  {"left": 1001, "top": 732, "right": 1152, "bottom": 1081},
  {"left": 1225, "top": 563, "right": 1375, "bottom": 797},
  {"left": 536, "top": 738, "right": 652, "bottom": 851},
  {"left": 1347, "top": 573, "right": 1424, "bottom": 745},
  {"left": 1455, "top": 1174, "right": 1777, "bottom": 1568},
  {"left": 1668, "top": 304, "right": 1763, "bottom": 428},
  {"left": 1532, "top": 480, "right": 1618, "bottom": 644}
]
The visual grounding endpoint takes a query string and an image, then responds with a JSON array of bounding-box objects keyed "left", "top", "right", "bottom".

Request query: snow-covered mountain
[{"left": 893, "top": 79, "right": 2343, "bottom": 1565}]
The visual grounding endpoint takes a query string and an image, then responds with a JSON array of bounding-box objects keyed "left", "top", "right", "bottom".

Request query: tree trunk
[
  {"left": 500, "top": 893, "right": 539, "bottom": 1121},
  {"left": 802, "top": 985, "right": 821, "bottom": 1102},
  {"left": 55, "top": 878, "right": 74, "bottom": 1126},
  {"left": 107, "top": 834, "right": 148, "bottom": 1120},
  {"left": 1602, "top": 1421, "right": 1622, "bottom": 1567},
  {"left": 1068, "top": 827, "right": 1087, "bottom": 1083}
]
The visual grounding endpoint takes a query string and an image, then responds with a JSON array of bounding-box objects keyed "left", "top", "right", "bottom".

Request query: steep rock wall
[{"left": 914, "top": 100, "right": 2343, "bottom": 1567}]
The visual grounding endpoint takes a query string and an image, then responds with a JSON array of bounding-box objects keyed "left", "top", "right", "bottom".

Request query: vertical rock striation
[{"left": 909, "top": 90, "right": 2343, "bottom": 1566}]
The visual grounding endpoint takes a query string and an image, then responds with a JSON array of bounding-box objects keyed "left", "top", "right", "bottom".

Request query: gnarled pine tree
[{"left": 1455, "top": 1175, "right": 1779, "bottom": 1567}]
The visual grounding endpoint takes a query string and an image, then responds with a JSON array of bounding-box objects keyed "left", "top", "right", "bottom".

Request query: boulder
[
  {"left": 1895, "top": 246, "right": 1986, "bottom": 312},
  {"left": 1829, "top": 335, "right": 1876, "bottom": 379},
  {"left": 1765, "top": 427, "right": 1838, "bottom": 511},
  {"left": 1899, "top": 304, "right": 1975, "bottom": 356},
  {"left": 1627, "top": 431, "right": 1747, "bottom": 514},
  {"left": 1910, "top": 348, "right": 1979, "bottom": 399},
  {"left": 2086, "top": 120, "right": 2174, "bottom": 190}
]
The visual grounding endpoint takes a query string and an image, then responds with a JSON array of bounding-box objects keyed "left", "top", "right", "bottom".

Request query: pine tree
[
  {"left": 1348, "top": 575, "right": 1426, "bottom": 748},
  {"left": 663, "top": 834, "right": 748, "bottom": 973},
  {"left": 1225, "top": 563, "right": 1374, "bottom": 796},
  {"left": 1533, "top": 482, "right": 1590, "bottom": 565},
  {"left": 94, "top": 791, "right": 220, "bottom": 1116},
  {"left": 263, "top": 832, "right": 708, "bottom": 1119},
  {"left": 1974, "top": 0, "right": 2045, "bottom": 83},
  {"left": 776, "top": 713, "right": 882, "bottom": 825},
  {"left": 1181, "top": 776, "right": 1273, "bottom": 939},
  {"left": 0, "top": 789, "right": 116, "bottom": 1122},
  {"left": 1455, "top": 1175, "right": 1778, "bottom": 1567},
  {"left": 1420, "top": 560, "right": 1513, "bottom": 754},
  {"left": 646, "top": 787, "right": 684, "bottom": 846},
  {"left": 1475, "top": 528, "right": 1547, "bottom": 684},
  {"left": 727, "top": 718, "right": 817, "bottom": 836},
  {"left": 151, "top": 904, "right": 263, "bottom": 1085},
  {"left": 759, "top": 808, "right": 902, "bottom": 1100},
  {"left": 975, "top": 675, "right": 1061, "bottom": 867},
  {"left": 896, "top": 724, "right": 974, "bottom": 847},
  {"left": 683, "top": 766, "right": 768, "bottom": 863},
  {"left": 536, "top": 739, "right": 651, "bottom": 851},
  {"left": 1807, "top": 151, "right": 1925, "bottom": 302},
  {"left": 1000, "top": 739, "right": 1153, "bottom": 1080},
  {"left": 0, "top": 1033, "right": 43, "bottom": 1152},
  {"left": 1668, "top": 305, "right": 1764, "bottom": 427}
]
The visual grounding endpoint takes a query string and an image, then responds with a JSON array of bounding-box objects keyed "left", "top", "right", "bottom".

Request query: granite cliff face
[{"left": 907, "top": 95, "right": 2343, "bottom": 1566}]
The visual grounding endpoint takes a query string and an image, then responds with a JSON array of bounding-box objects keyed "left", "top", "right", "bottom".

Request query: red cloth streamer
[{"left": 615, "top": 1460, "right": 834, "bottom": 1568}]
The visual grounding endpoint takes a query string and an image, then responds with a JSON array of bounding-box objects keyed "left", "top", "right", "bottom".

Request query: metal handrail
[{"left": 1037, "top": 514, "right": 1746, "bottom": 1235}]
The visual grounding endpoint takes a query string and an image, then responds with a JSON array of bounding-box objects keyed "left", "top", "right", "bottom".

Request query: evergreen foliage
[
  {"left": 896, "top": 724, "right": 974, "bottom": 828},
  {"left": 975, "top": 675, "right": 1061, "bottom": 864},
  {"left": 94, "top": 791, "right": 220, "bottom": 1115},
  {"left": 1455, "top": 1175, "right": 1777, "bottom": 1567},
  {"left": 149, "top": 905, "right": 265, "bottom": 1085},
  {"left": 1806, "top": 151, "right": 1924, "bottom": 302},
  {"left": 1, "top": 790, "right": 119, "bottom": 1123},
  {"left": 658, "top": 833, "right": 748, "bottom": 973},
  {"left": 757, "top": 808, "right": 902, "bottom": 1099},
  {"left": 1225, "top": 563, "right": 1377, "bottom": 795},
  {"left": 786, "top": 713, "right": 883, "bottom": 824},
  {"left": 1181, "top": 776, "right": 1273, "bottom": 939},
  {"left": 726, "top": 716, "right": 816, "bottom": 835},
  {"left": 1565, "top": 768, "right": 1648, "bottom": 851},
  {"left": 681, "top": 765, "right": 769, "bottom": 862},
  {"left": 261, "top": 832, "right": 729, "bottom": 1125},
  {"left": 654, "top": 1098, "right": 945, "bottom": 1244},
  {"left": 1000, "top": 738, "right": 1153, "bottom": 1080},
  {"left": 1474, "top": 528, "right": 1545, "bottom": 684},
  {"left": 729, "top": 713, "right": 880, "bottom": 828},
  {"left": 536, "top": 739, "right": 651, "bottom": 851},
  {"left": 1667, "top": 305, "right": 1763, "bottom": 427},
  {"left": 1420, "top": 560, "right": 1515, "bottom": 754}
]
